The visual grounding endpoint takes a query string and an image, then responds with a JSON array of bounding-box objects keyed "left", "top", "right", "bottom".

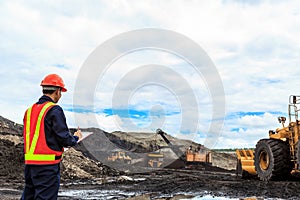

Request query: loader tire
[{"left": 254, "top": 139, "right": 292, "bottom": 181}]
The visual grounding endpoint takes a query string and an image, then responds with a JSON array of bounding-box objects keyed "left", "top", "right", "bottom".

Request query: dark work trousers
[{"left": 21, "top": 164, "right": 60, "bottom": 200}]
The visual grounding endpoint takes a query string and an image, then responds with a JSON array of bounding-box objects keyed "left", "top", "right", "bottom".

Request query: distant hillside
[{"left": 107, "top": 130, "right": 209, "bottom": 153}]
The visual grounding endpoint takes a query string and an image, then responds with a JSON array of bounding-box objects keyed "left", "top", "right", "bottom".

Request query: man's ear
[{"left": 55, "top": 89, "right": 60, "bottom": 95}]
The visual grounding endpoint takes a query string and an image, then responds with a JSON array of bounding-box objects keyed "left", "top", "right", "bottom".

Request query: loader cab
[{"left": 288, "top": 95, "right": 300, "bottom": 122}]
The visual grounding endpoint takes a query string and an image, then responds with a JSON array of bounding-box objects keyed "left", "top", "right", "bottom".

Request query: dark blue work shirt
[{"left": 36, "top": 95, "right": 78, "bottom": 151}]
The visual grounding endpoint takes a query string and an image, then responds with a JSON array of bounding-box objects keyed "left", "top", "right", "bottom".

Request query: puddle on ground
[
  {"left": 59, "top": 189, "right": 273, "bottom": 200},
  {"left": 59, "top": 189, "right": 137, "bottom": 199},
  {"left": 188, "top": 196, "right": 237, "bottom": 200}
]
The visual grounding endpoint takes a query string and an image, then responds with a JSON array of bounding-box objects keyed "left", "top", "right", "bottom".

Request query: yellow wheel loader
[
  {"left": 107, "top": 151, "right": 132, "bottom": 164},
  {"left": 236, "top": 95, "right": 300, "bottom": 181},
  {"left": 147, "top": 152, "right": 164, "bottom": 168}
]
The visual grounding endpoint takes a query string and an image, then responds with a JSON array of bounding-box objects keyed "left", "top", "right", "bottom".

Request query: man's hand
[{"left": 74, "top": 127, "right": 83, "bottom": 141}]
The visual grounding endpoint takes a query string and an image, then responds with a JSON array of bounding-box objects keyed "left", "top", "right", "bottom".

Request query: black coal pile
[
  {"left": 0, "top": 115, "right": 23, "bottom": 136},
  {"left": 0, "top": 139, "right": 24, "bottom": 184}
]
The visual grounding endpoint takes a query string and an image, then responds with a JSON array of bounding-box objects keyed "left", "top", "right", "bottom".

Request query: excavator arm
[{"left": 156, "top": 129, "right": 186, "bottom": 162}]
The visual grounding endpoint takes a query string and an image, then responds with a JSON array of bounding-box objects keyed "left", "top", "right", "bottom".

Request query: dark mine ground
[{"left": 1, "top": 115, "right": 300, "bottom": 200}]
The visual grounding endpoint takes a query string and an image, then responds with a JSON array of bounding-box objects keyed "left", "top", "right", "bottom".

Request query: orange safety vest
[{"left": 23, "top": 101, "right": 64, "bottom": 165}]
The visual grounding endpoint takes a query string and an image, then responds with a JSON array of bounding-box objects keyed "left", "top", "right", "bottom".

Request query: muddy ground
[
  {"left": 1, "top": 115, "right": 300, "bottom": 199},
  {"left": 2, "top": 167, "right": 300, "bottom": 199}
]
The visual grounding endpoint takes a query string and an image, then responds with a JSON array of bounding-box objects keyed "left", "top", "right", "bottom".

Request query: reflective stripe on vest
[{"left": 24, "top": 102, "right": 57, "bottom": 161}]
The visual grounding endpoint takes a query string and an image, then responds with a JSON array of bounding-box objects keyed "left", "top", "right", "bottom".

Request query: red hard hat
[{"left": 40, "top": 74, "right": 67, "bottom": 92}]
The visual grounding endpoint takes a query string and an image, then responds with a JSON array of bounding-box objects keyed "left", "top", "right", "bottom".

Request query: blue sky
[{"left": 1, "top": 1, "right": 300, "bottom": 148}]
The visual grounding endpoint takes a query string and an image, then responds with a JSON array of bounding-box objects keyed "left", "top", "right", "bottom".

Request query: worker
[{"left": 21, "top": 74, "right": 82, "bottom": 200}]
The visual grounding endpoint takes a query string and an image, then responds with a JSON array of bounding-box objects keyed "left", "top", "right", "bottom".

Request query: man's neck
[{"left": 44, "top": 94, "right": 57, "bottom": 103}]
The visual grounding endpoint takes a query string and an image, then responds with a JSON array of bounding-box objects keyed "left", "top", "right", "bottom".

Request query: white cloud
[
  {"left": 215, "top": 112, "right": 285, "bottom": 148},
  {"left": 1, "top": 1, "right": 300, "bottom": 148},
  {"left": 65, "top": 111, "right": 124, "bottom": 132},
  {"left": 237, "top": 112, "right": 279, "bottom": 128}
]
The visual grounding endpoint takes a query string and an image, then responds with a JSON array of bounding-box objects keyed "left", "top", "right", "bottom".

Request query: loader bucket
[{"left": 236, "top": 149, "right": 257, "bottom": 176}]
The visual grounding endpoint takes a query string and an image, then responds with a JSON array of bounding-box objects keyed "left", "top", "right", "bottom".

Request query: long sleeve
[{"left": 44, "top": 105, "right": 78, "bottom": 150}]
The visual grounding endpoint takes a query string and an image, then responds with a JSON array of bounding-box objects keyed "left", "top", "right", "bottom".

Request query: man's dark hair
[{"left": 42, "top": 86, "right": 61, "bottom": 94}]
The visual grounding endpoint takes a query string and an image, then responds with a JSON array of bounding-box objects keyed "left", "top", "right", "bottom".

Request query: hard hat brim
[{"left": 61, "top": 87, "right": 67, "bottom": 92}]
